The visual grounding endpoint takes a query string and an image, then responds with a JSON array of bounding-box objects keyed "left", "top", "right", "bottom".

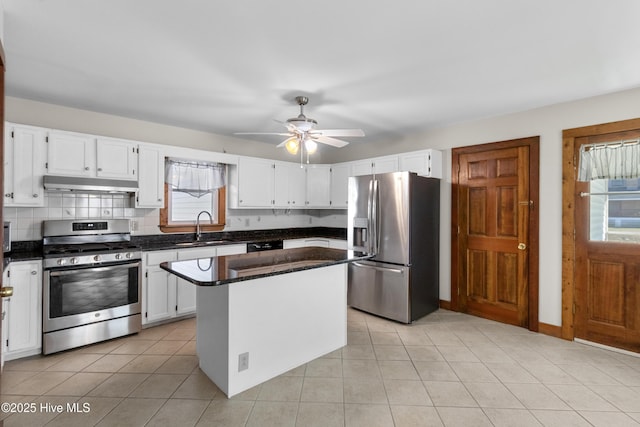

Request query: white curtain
[
  {"left": 165, "top": 159, "right": 226, "bottom": 197},
  {"left": 578, "top": 140, "right": 640, "bottom": 181}
]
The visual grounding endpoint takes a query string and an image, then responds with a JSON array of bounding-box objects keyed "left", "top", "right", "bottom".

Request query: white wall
[{"left": 7, "top": 87, "right": 640, "bottom": 327}]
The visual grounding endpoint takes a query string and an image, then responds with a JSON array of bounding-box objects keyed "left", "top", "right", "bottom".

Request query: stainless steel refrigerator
[{"left": 347, "top": 171, "right": 440, "bottom": 323}]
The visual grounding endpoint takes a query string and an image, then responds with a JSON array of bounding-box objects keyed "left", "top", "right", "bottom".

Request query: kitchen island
[{"left": 160, "top": 247, "right": 369, "bottom": 397}]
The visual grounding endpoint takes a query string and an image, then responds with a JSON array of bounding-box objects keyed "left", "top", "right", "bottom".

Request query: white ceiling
[{"left": 4, "top": 0, "right": 640, "bottom": 148}]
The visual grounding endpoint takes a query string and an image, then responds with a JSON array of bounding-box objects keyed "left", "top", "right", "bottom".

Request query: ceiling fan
[{"left": 235, "top": 96, "right": 365, "bottom": 161}]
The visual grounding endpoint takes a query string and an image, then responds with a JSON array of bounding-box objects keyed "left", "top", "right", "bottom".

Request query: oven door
[{"left": 43, "top": 261, "right": 141, "bottom": 333}]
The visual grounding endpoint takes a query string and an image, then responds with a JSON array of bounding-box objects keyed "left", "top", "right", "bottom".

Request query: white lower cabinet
[
  {"left": 144, "top": 250, "right": 178, "bottom": 324},
  {"left": 143, "top": 244, "right": 247, "bottom": 325},
  {"left": 3, "top": 260, "right": 42, "bottom": 361},
  {"left": 283, "top": 238, "right": 347, "bottom": 249}
]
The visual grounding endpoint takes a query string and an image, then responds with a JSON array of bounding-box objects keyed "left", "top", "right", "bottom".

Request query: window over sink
[{"left": 159, "top": 159, "right": 227, "bottom": 233}]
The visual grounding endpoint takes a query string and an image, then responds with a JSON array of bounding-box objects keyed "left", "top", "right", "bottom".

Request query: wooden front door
[
  {"left": 452, "top": 137, "right": 539, "bottom": 329},
  {"left": 573, "top": 131, "right": 640, "bottom": 353}
]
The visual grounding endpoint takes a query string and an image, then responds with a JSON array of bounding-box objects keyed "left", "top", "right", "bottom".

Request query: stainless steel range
[{"left": 42, "top": 219, "right": 142, "bottom": 355}]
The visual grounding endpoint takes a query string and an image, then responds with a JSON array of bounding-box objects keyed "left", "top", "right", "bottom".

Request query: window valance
[
  {"left": 165, "top": 159, "right": 226, "bottom": 198},
  {"left": 577, "top": 140, "right": 640, "bottom": 181}
]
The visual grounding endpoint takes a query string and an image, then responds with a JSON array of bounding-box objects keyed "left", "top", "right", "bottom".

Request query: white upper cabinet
[
  {"left": 136, "top": 144, "right": 165, "bottom": 208},
  {"left": 47, "top": 131, "right": 137, "bottom": 181},
  {"left": 47, "top": 130, "right": 96, "bottom": 177},
  {"left": 96, "top": 137, "right": 138, "bottom": 179},
  {"left": 350, "top": 155, "right": 398, "bottom": 176},
  {"left": 4, "top": 123, "right": 47, "bottom": 207},
  {"left": 330, "top": 163, "right": 350, "bottom": 208},
  {"left": 305, "top": 165, "right": 331, "bottom": 207},
  {"left": 235, "top": 157, "right": 276, "bottom": 207},
  {"left": 371, "top": 155, "right": 399, "bottom": 175},
  {"left": 287, "top": 164, "right": 307, "bottom": 208},
  {"left": 398, "top": 149, "right": 443, "bottom": 178},
  {"left": 274, "top": 162, "right": 305, "bottom": 208}
]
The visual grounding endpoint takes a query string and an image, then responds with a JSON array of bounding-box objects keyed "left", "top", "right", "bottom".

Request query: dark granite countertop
[
  {"left": 134, "top": 227, "right": 346, "bottom": 251},
  {"left": 160, "top": 247, "right": 370, "bottom": 286}
]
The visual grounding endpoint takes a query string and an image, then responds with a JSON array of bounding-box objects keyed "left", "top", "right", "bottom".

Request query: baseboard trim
[
  {"left": 439, "top": 300, "right": 451, "bottom": 310},
  {"left": 538, "top": 322, "right": 562, "bottom": 338}
]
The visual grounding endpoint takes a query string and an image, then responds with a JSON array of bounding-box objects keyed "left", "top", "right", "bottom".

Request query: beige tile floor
[{"left": 1, "top": 309, "right": 640, "bottom": 426}]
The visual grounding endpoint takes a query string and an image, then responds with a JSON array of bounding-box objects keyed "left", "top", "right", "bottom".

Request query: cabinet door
[
  {"left": 330, "top": 163, "right": 350, "bottom": 208},
  {"left": 136, "top": 145, "right": 165, "bottom": 208},
  {"left": 145, "top": 267, "right": 176, "bottom": 323},
  {"left": 273, "top": 162, "right": 290, "bottom": 207},
  {"left": 306, "top": 165, "right": 331, "bottom": 207},
  {"left": 96, "top": 138, "right": 137, "bottom": 180},
  {"left": 176, "top": 247, "right": 216, "bottom": 315},
  {"left": 398, "top": 149, "right": 443, "bottom": 178},
  {"left": 373, "top": 156, "right": 398, "bottom": 175},
  {"left": 288, "top": 165, "right": 306, "bottom": 208},
  {"left": 5, "top": 124, "right": 47, "bottom": 207},
  {"left": 6, "top": 261, "right": 41, "bottom": 355},
  {"left": 237, "top": 158, "right": 275, "bottom": 207},
  {"left": 350, "top": 160, "right": 373, "bottom": 177},
  {"left": 47, "top": 131, "right": 95, "bottom": 176}
]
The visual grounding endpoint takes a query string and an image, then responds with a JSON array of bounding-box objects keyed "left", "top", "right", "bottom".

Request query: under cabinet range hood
[{"left": 43, "top": 175, "right": 139, "bottom": 193}]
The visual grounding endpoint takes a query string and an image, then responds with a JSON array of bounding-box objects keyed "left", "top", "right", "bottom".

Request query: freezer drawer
[{"left": 348, "top": 260, "right": 410, "bottom": 323}]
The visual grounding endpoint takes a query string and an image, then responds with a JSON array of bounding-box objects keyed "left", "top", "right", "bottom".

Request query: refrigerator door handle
[
  {"left": 352, "top": 261, "right": 404, "bottom": 275},
  {"left": 367, "top": 179, "right": 374, "bottom": 254},
  {"left": 371, "top": 179, "right": 380, "bottom": 255}
]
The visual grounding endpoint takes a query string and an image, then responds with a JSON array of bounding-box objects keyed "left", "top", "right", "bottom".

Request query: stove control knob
[
  {"left": 70, "top": 258, "right": 79, "bottom": 265},
  {"left": 93, "top": 255, "right": 101, "bottom": 262},
  {"left": 125, "top": 253, "right": 132, "bottom": 259},
  {"left": 115, "top": 254, "right": 122, "bottom": 260},
  {"left": 57, "top": 259, "right": 66, "bottom": 266}
]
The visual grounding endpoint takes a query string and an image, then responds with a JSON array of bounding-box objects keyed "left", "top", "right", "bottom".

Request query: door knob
[
  {"left": 0, "top": 286, "right": 14, "bottom": 298},
  {"left": 517, "top": 243, "right": 527, "bottom": 251}
]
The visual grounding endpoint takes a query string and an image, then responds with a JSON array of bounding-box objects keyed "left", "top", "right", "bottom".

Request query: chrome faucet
[{"left": 196, "top": 210, "right": 213, "bottom": 241}]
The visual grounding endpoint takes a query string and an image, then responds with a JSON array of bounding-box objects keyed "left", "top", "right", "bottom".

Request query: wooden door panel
[
  {"left": 457, "top": 144, "right": 530, "bottom": 327},
  {"left": 497, "top": 186, "right": 517, "bottom": 236},
  {"left": 588, "top": 260, "right": 625, "bottom": 326}
]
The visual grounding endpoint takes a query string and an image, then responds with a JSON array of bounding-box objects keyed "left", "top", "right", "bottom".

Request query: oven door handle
[{"left": 48, "top": 261, "right": 141, "bottom": 276}]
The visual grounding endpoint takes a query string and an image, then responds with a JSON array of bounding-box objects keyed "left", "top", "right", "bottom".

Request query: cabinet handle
[
  {"left": 31, "top": 271, "right": 37, "bottom": 275},
  {"left": 4, "top": 193, "right": 11, "bottom": 198},
  {"left": 157, "top": 198, "right": 162, "bottom": 202},
  {"left": 33, "top": 194, "right": 38, "bottom": 198},
  {"left": 84, "top": 167, "right": 90, "bottom": 171},
  {"left": 97, "top": 168, "right": 103, "bottom": 172}
]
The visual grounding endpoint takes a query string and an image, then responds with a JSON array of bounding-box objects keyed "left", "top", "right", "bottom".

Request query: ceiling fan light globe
[
  {"left": 287, "top": 117, "right": 317, "bottom": 132},
  {"left": 305, "top": 139, "right": 318, "bottom": 154},
  {"left": 285, "top": 137, "right": 299, "bottom": 155}
]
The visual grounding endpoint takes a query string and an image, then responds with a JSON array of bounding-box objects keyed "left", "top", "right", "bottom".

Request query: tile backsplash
[{"left": 3, "top": 192, "right": 347, "bottom": 241}]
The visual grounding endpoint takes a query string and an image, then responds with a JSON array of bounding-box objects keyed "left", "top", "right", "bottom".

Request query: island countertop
[{"left": 160, "top": 247, "right": 371, "bottom": 286}]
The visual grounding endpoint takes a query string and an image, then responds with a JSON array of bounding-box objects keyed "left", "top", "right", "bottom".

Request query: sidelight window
[{"left": 588, "top": 178, "right": 640, "bottom": 242}]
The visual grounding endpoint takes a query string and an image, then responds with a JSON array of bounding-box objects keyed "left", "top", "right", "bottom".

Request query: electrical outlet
[{"left": 238, "top": 352, "right": 249, "bottom": 372}]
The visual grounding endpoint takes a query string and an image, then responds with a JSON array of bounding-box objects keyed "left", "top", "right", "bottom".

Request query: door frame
[
  {"left": 451, "top": 136, "right": 540, "bottom": 331},
  {"left": 561, "top": 117, "right": 640, "bottom": 340}
]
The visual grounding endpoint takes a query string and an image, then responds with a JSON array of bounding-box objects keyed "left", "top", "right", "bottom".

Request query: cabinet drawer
[
  {"left": 146, "top": 250, "right": 178, "bottom": 266},
  {"left": 216, "top": 244, "right": 247, "bottom": 256},
  {"left": 178, "top": 247, "right": 216, "bottom": 260}
]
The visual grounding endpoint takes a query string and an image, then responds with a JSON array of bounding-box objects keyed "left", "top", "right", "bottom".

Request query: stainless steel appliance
[
  {"left": 347, "top": 171, "right": 440, "bottom": 323},
  {"left": 42, "top": 219, "right": 142, "bottom": 354},
  {"left": 247, "top": 240, "right": 284, "bottom": 252}
]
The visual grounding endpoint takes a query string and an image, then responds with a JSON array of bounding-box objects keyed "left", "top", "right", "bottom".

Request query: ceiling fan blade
[
  {"left": 310, "top": 129, "right": 365, "bottom": 137},
  {"left": 234, "top": 132, "right": 292, "bottom": 136},
  {"left": 312, "top": 135, "right": 350, "bottom": 148}
]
